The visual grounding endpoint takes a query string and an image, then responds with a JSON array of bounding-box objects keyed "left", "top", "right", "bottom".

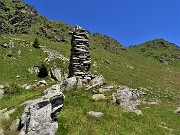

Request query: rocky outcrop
[
  {"left": 68, "top": 26, "right": 92, "bottom": 83},
  {"left": 112, "top": 86, "right": 142, "bottom": 115},
  {"left": 19, "top": 92, "right": 64, "bottom": 135}
]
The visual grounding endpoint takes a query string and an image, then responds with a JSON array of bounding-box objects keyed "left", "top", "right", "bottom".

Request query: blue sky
[{"left": 23, "top": 0, "right": 180, "bottom": 46}]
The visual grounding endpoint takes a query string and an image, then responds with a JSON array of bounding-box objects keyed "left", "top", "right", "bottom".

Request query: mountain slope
[{"left": 0, "top": 1, "right": 180, "bottom": 135}]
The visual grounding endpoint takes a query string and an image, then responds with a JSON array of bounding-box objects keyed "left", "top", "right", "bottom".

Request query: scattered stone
[
  {"left": 158, "top": 125, "right": 172, "bottom": 131},
  {"left": 50, "top": 67, "right": 62, "bottom": 82},
  {"left": 104, "top": 60, "right": 110, "bottom": 64},
  {"left": 0, "top": 85, "right": 5, "bottom": 89},
  {"left": 44, "top": 84, "right": 62, "bottom": 95},
  {"left": 17, "top": 50, "right": 21, "bottom": 55},
  {"left": 1, "top": 41, "right": 15, "bottom": 48},
  {"left": 37, "top": 80, "right": 48, "bottom": 86},
  {"left": 21, "top": 84, "right": 32, "bottom": 90},
  {"left": 87, "top": 111, "right": 104, "bottom": 117},
  {"left": 92, "top": 62, "right": 98, "bottom": 68},
  {"left": 141, "top": 101, "right": 159, "bottom": 105},
  {"left": 28, "top": 66, "right": 40, "bottom": 74},
  {"left": 16, "top": 75, "right": 20, "bottom": 78},
  {"left": 63, "top": 77, "right": 78, "bottom": 90},
  {"left": 86, "top": 75, "right": 106, "bottom": 90},
  {"left": 174, "top": 107, "right": 180, "bottom": 114},
  {"left": 92, "top": 94, "right": 106, "bottom": 101},
  {"left": 98, "top": 86, "right": 113, "bottom": 93},
  {"left": 19, "top": 92, "right": 64, "bottom": 135},
  {"left": 159, "top": 59, "right": 168, "bottom": 65},
  {"left": 92, "top": 90, "right": 98, "bottom": 94},
  {"left": 0, "top": 89, "right": 4, "bottom": 99},
  {"left": 1, "top": 43, "right": 9, "bottom": 48},
  {"left": 42, "top": 47, "right": 69, "bottom": 62}
]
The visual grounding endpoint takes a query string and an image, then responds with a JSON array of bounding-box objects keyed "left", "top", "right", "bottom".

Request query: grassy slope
[
  {"left": 0, "top": 34, "right": 180, "bottom": 135},
  {"left": 0, "top": 1, "right": 180, "bottom": 135}
]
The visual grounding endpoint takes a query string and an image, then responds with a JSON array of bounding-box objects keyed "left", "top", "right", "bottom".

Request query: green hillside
[{"left": 0, "top": 1, "right": 180, "bottom": 135}]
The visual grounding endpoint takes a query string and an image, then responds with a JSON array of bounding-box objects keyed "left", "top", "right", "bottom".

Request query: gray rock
[
  {"left": 50, "top": 68, "right": 62, "bottom": 82},
  {"left": 1, "top": 43, "right": 9, "bottom": 48},
  {"left": 19, "top": 92, "right": 64, "bottom": 135},
  {"left": 98, "top": 86, "right": 113, "bottom": 93},
  {"left": 87, "top": 111, "right": 104, "bottom": 117},
  {"left": 86, "top": 75, "right": 106, "bottom": 90},
  {"left": 92, "top": 94, "right": 106, "bottom": 101},
  {"left": 174, "top": 107, "right": 180, "bottom": 114},
  {"left": 44, "top": 84, "right": 62, "bottom": 95},
  {"left": 37, "top": 80, "right": 48, "bottom": 86},
  {"left": 64, "top": 77, "right": 78, "bottom": 90},
  {"left": 113, "top": 86, "right": 142, "bottom": 115},
  {"left": 21, "top": 84, "right": 32, "bottom": 90}
]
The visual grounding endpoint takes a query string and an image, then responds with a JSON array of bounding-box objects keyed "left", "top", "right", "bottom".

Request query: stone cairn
[{"left": 69, "top": 25, "right": 92, "bottom": 83}]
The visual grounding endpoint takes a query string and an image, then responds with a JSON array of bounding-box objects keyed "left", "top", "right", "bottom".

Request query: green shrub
[{"left": 33, "top": 37, "right": 40, "bottom": 49}]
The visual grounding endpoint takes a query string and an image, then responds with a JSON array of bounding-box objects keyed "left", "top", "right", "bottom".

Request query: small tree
[{"left": 33, "top": 37, "right": 40, "bottom": 49}]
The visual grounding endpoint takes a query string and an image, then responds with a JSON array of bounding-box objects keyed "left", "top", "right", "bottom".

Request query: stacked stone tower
[{"left": 68, "top": 25, "right": 91, "bottom": 82}]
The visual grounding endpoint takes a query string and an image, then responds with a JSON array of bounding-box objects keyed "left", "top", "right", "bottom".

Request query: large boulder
[
  {"left": 19, "top": 92, "right": 64, "bottom": 135},
  {"left": 112, "top": 86, "right": 142, "bottom": 115}
]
